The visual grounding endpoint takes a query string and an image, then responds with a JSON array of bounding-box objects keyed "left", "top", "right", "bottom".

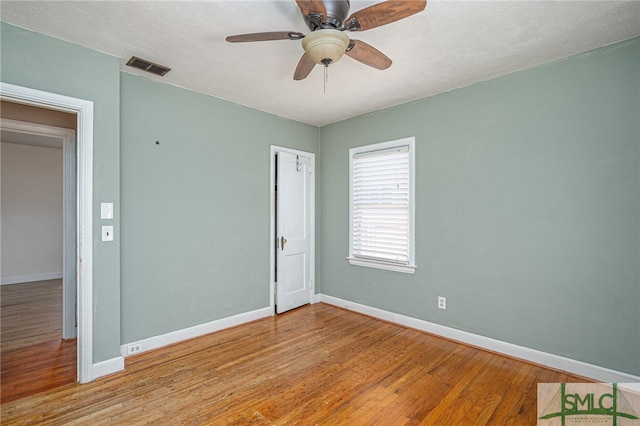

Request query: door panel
[{"left": 276, "top": 151, "right": 311, "bottom": 313}]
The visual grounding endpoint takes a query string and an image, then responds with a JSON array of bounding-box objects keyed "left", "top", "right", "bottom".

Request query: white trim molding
[
  {"left": 120, "top": 307, "right": 272, "bottom": 358},
  {"left": 1, "top": 82, "right": 95, "bottom": 383},
  {"left": 93, "top": 357, "right": 125, "bottom": 380},
  {"left": 318, "top": 294, "right": 640, "bottom": 383}
]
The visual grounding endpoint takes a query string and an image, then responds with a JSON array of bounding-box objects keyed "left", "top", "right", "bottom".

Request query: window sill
[{"left": 347, "top": 257, "right": 416, "bottom": 274}]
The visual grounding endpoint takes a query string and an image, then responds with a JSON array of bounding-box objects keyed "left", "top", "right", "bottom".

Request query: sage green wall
[
  {"left": 120, "top": 73, "right": 318, "bottom": 343},
  {"left": 0, "top": 23, "right": 122, "bottom": 363},
  {"left": 319, "top": 38, "right": 640, "bottom": 375}
]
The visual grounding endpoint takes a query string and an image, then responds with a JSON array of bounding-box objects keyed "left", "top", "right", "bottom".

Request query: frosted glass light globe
[{"left": 302, "top": 29, "right": 350, "bottom": 65}]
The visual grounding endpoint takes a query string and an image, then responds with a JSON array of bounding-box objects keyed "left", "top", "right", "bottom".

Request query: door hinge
[{"left": 296, "top": 155, "right": 302, "bottom": 172}]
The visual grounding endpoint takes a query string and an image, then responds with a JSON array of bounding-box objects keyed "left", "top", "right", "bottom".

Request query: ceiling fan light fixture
[{"left": 302, "top": 29, "right": 350, "bottom": 65}]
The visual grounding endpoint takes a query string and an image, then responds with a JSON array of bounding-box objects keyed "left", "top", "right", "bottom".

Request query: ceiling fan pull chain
[{"left": 324, "top": 63, "right": 328, "bottom": 94}]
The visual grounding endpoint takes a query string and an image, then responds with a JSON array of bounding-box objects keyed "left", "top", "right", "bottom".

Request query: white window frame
[{"left": 348, "top": 137, "right": 416, "bottom": 274}]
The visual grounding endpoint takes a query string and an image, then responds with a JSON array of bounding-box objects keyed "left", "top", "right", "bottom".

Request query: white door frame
[
  {"left": 269, "top": 145, "right": 316, "bottom": 314},
  {"left": 1, "top": 82, "right": 94, "bottom": 383},
  {"left": 0, "top": 118, "right": 77, "bottom": 339}
]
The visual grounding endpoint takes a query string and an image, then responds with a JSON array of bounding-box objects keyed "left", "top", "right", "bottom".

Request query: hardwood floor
[
  {"left": 1, "top": 280, "right": 77, "bottom": 404},
  {"left": 1, "top": 302, "right": 589, "bottom": 425}
]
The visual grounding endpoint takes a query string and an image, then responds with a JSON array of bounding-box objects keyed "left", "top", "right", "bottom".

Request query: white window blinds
[{"left": 351, "top": 144, "right": 412, "bottom": 266}]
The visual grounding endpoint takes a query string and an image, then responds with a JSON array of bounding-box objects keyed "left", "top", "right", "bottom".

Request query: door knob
[{"left": 280, "top": 236, "right": 287, "bottom": 250}]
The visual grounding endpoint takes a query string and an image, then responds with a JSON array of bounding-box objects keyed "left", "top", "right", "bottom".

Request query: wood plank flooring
[
  {"left": 1, "top": 302, "right": 589, "bottom": 425},
  {"left": 1, "top": 280, "right": 77, "bottom": 404},
  {"left": 1, "top": 280, "right": 65, "bottom": 351}
]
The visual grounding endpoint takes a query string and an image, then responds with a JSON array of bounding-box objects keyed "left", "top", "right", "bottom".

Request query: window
[{"left": 348, "top": 137, "right": 416, "bottom": 274}]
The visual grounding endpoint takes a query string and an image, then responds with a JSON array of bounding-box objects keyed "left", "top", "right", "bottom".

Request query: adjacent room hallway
[{"left": 1, "top": 279, "right": 77, "bottom": 403}]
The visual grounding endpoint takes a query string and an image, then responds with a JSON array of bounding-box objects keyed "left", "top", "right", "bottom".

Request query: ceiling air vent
[{"left": 126, "top": 56, "right": 171, "bottom": 76}]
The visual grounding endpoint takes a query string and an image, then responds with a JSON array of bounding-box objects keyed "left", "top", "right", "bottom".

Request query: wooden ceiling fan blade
[
  {"left": 293, "top": 53, "right": 316, "bottom": 80},
  {"left": 226, "top": 31, "right": 304, "bottom": 43},
  {"left": 346, "top": 40, "right": 392, "bottom": 70},
  {"left": 345, "top": 0, "right": 426, "bottom": 31},
  {"left": 295, "top": 0, "right": 327, "bottom": 19}
]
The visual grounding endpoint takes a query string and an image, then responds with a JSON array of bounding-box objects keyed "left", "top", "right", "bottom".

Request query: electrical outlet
[
  {"left": 127, "top": 343, "right": 142, "bottom": 355},
  {"left": 438, "top": 296, "right": 446, "bottom": 310}
]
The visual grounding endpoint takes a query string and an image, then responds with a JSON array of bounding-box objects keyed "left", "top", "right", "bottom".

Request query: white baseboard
[
  {"left": 1, "top": 272, "right": 63, "bottom": 285},
  {"left": 120, "top": 307, "right": 272, "bottom": 358},
  {"left": 93, "top": 356, "right": 124, "bottom": 380},
  {"left": 318, "top": 294, "right": 640, "bottom": 383}
]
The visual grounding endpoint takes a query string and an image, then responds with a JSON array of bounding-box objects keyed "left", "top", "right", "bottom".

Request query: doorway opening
[
  {"left": 0, "top": 82, "right": 94, "bottom": 385},
  {"left": 0, "top": 114, "right": 78, "bottom": 402}
]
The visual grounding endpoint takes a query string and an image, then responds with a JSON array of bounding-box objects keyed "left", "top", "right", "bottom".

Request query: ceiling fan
[{"left": 226, "top": 0, "right": 427, "bottom": 80}]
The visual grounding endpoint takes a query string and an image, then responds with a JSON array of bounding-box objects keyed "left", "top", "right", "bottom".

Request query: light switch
[
  {"left": 102, "top": 226, "right": 114, "bottom": 242},
  {"left": 101, "top": 203, "right": 114, "bottom": 220}
]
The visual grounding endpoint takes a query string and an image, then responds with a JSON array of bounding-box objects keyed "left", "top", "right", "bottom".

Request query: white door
[{"left": 276, "top": 151, "right": 312, "bottom": 314}]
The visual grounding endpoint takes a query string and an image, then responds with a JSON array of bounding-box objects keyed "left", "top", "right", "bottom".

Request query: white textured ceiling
[{"left": 2, "top": 1, "right": 639, "bottom": 126}]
